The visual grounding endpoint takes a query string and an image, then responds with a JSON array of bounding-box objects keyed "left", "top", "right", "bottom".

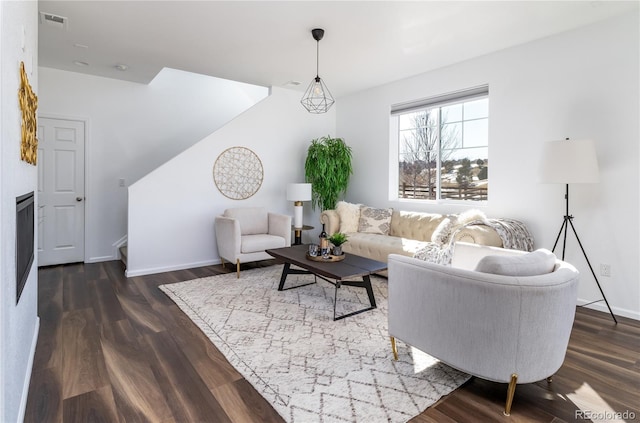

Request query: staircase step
[{"left": 119, "top": 246, "right": 128, "bottom": 267}]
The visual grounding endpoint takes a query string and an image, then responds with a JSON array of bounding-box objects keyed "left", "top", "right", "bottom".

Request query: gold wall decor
[
  {"left": 213, "top": 147, "right": 264, "bottom": 200},
  {"left": 18, "top": 61, "right": 38, "bottom": 165}
]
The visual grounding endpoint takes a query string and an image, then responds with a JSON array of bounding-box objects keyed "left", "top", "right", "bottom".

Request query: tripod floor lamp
[{"left": 540, "top": 138, "right": 617, "bottom": 323}]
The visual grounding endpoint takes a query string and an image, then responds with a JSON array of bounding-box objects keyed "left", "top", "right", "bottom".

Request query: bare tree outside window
[
  {"left": 396, "top": 96, "right": 489, "bottom": 201},
  {"left": 399, "top": 110, "right": 458, "bottom": 199}
]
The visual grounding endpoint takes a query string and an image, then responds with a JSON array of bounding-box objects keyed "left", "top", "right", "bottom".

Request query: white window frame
[{"left": 389, "top": 85, "right": 489, "bottom": 204}]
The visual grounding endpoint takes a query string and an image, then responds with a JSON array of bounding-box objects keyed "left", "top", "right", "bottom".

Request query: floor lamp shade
[
  {"left": 539, "top": 139, "right": 599, "bottom": 184},
  {"left": 286, "top": 183, "right": 312, "bottom": 228}
]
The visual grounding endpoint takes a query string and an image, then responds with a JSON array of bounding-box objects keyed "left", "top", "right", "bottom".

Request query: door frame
[{"left": 38, "top": 113, "right": 90, "bottom": 264}]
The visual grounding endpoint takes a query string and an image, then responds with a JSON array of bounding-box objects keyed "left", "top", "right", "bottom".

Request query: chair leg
[
  {"left": 220, "top": 257, "right": 225, "bottom": 268},
  {"left": 504, "top": 373, "right": 518, "bottom": 416},
  {"left": 236, "top": 259, "right": 240, "bottom": 279},
  {"left": 390, "top": 336, "right": 398, "bottom": 361}
]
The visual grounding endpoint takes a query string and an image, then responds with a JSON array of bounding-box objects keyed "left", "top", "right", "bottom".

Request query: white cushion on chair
[
  {"left": 241, "top": 234, "right": 286, "bottom": 253},
  {"left": 225, "top": 207, "right": 268, "bottom": 235}
]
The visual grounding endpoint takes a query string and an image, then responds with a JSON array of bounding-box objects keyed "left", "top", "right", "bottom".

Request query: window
[{"left": 391, "top": 86, "right": 489, "bottom": 202}]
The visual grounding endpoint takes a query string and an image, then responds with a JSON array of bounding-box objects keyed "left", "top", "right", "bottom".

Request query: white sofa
[
  {"left": 320, "top": 202, "right": 528, "bottom": 266},
  {"left": 388, "top": 242, "right": 579, "bottom": 415}
]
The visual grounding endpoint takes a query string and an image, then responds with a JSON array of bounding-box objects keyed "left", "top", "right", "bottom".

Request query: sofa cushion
[
  {"left": 225, "top": 207, "right": 268, "bottom": 235},
  {"left": 389, "top": 210, "right": 445, "bottom": 242},
  {"left": 358, "top": 206, "right": 393, "bottom": 235},
  {"left": 344, "top": 232, "right": 428, "bottom": 263},
  {"left": 335, "top": 201, "right": 361, "bottom": 233},
  {"left": 475, "top": 249, "right": 556, "bottom": 276}
]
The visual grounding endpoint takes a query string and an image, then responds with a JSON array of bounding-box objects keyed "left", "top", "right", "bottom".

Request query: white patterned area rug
[{"left": 159, "top": 265, "right": 469, "bottom": 423}]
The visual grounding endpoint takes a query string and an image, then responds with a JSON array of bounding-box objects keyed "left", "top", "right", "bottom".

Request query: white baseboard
[
  {"left": 125, "top": 258, "right": 222, "bottom": 277},
  {"left": 84, "top": 237, "right": 128, "bottom": 264},
  {"left": 85, "top": 255, "right": 115, "bottom": 263},
  {"left": 577, "top": 298, "right": 639, "bottom": 321},
  {"left": 18, "top": 317, "right": 40, "bottom": 423}
]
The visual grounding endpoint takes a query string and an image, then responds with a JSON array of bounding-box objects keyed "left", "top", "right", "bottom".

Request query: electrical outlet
[
  {"left": 118, "top": 178, "right": 125, "bottom": 187},
  {"left": 600, "top": 264, "right": 611, "bottom": 277}
]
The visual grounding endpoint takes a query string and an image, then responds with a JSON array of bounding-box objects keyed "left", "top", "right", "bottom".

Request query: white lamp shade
[
  {"left": 286, "top": 183, "right": 312, "bottom": 201},
  {"left": 539, "top": 139, "right": 600, "bottom": 184}
]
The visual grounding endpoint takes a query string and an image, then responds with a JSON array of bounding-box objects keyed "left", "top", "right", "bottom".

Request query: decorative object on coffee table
[
  {"left": 319, "top": 223, "right": 330, "bottom": 257},
  {"left": 306, "top": 252, "right": 345, "bottom": 262},
  {"left": 213, "top": 146, "right": 263, "bottom": 200},
  {"left": 329, "top": 232, "right": 348, "bottom": 255}
]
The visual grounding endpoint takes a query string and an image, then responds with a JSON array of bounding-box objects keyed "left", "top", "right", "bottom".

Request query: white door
[{"left": 37, "top": 117, "right": 85, "bottom": 266}]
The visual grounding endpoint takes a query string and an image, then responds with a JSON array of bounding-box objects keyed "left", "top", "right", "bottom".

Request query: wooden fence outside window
[{"left": 399, "top": 183, "right": 488, "bottom": 201}]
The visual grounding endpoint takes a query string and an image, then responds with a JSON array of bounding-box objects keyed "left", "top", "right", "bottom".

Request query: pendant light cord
[{"left": 316, "top": 40, "right": 320, "bottom": 78}]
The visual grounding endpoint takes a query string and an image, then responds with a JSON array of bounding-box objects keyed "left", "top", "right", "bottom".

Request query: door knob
[{"left": 76, "top": 197, "right": 83, "bottom": 202}]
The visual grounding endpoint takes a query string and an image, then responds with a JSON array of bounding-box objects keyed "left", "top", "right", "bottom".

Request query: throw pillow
[
  {"left": 474, "top": 249, "right": 556, "bottom": 277},
  {"left": 358, "top": 206, "right": 393, "bottom": 235},
  {"left": 335, "top": 201, "right": 361, "bottom": 233}
]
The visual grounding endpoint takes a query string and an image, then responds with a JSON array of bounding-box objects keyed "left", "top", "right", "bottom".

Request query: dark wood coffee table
[{"left": 266, "top": 244, "right": 387, "bottom": 320}]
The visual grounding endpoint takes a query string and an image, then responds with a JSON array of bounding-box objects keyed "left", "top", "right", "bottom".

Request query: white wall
[
  {"left": 0, "top": 1, "right": 40, "bottom": 421},
  {"left": 37, "top": 67, "right": 268, "bottom": 262},
  {"left": 337, "top": 13, "right": 639, "bottom": 319},
  {"left": 127, "top": 87, "right": 334, "bottom": 276}
]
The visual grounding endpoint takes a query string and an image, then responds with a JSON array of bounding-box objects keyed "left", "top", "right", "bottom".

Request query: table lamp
[{"left": 286, "top": 183, "right": 312, "bottom": 229}]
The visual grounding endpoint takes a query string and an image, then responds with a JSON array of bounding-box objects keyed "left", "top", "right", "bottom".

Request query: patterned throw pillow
[
  {"left": 358, "top": 206, "right": 393, "bottom": 235},
  {"left": 335, "top": 201, "right": 361, "bottom": 233}
]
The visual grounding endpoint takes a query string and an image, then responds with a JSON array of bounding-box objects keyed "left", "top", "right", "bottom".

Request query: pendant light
[{"left": 301, "top": 28, "right": 335, "bottom": 114}]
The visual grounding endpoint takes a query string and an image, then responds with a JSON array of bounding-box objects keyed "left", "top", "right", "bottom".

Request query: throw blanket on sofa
[
  {"left": 487, "top": 218, "right": 534, "bottom": 252},
  {"left": 413, "top": 215, "right": 534, "bottom": 265}
]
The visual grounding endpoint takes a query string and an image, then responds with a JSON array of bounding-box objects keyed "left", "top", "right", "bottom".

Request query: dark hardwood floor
[{"left": 25, "top": 260, "right": 640, "bottom": 422}]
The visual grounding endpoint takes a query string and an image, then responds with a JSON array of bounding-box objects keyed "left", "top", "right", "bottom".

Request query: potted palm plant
[
  {"left": 329, "top": 232, "right": 349, "bottom": 256},
  {"left": 304, "top": 136, "right": 353, "bottom": 211}
]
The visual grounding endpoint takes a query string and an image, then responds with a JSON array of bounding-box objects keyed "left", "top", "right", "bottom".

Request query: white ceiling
[{"left": 37, "top": 1, "right": 639, "bottom": 97}]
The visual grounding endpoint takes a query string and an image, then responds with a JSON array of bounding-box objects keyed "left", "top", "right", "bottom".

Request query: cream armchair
[
  {"left": 215, "top": 207, "right": 291, "bottom": 278},
  {"left": 388, "top": 242, "right": 579, "bottom": 416}
]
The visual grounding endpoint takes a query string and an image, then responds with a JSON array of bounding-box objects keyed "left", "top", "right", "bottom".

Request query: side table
[{"left": 292, "top": 225, "right": 314, "bottom": 245}]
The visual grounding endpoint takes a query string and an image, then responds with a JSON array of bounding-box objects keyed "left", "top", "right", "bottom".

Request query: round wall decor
[{"left": 213, "top": 147, "right": 264, "bottom": 200}]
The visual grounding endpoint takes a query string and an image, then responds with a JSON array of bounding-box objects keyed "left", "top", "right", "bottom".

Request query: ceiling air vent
[{"left": 39, "top": 12, "right": 68, "bottom": 30}]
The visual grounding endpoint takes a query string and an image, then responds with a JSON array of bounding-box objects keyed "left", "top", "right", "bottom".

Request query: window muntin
[{"left": 394, "top": 94, "right": 488, "bottom": 202}]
